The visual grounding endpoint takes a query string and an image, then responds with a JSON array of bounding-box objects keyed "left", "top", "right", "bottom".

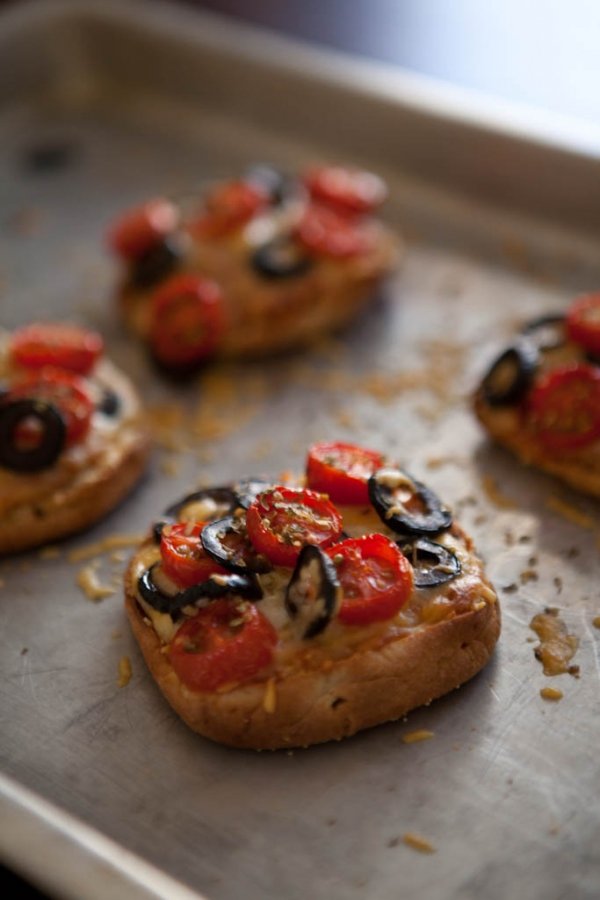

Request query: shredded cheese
[
  {"left": 402, "top": 833, "right": 436, "bottom": 854},
  {"left": 117, "top": 656, "right": 132, "bottom": 688},
  {"left": 69, "top": 533, "right": 146, "bottom": 563},
  {"left": 540, "top": 687, "right": 563, "bottom": 702},
  {"left": 402, "top": 730, "right": 434, "bottom": 744},
  {"left": 76, "top": 565, "right": 115, "bottom": 602}
]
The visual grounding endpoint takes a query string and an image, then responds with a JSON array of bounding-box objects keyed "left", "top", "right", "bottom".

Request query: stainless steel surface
[{"left": 1, "top": 2, "right": 599, "bottom": 899}]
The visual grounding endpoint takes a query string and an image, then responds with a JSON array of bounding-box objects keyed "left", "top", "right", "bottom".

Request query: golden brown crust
[
  {"left": 474, "top": 391, "right": 600, "bottom": 499},
  {"left": 0, "top": 426, "right": 150, "bottom": 555},
  {"left": 124, "top": 538, "right": 500, "bottom": 750}
]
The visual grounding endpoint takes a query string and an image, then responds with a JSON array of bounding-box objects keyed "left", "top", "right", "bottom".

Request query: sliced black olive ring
[
  {"left": 138, "top": 564, "right": 262, "bottom": 614},
  {"left": 368, "top": 467, "right": 452, "bottom": 536},
  {"left": 285, "top": 545, "right": 341, "bottom": 639},
  {"left": 97, "top": 386, "right": 121, "bottom": 417},
  {"left": 398, "top": 538, "right": 461, "bottom": 588},
  {"left": 201, "top": 515, "right": 272, "bottom": 575},
  {"left": 0, "top": 398, "right": 66, "bottom": 472},
  {"left": 152, "top": 487, "right": 238, "bottom": 543},
  {"left": 233, "top": 477, "right": 273, "bottom": 510},
  {"left": 251, "top": 235, "right": 313, "bottom": 280},
  {"left": 129, "top": 234, "right": 184, "bottom": 289},
  {"left": 244, "top": 164, "right": 298, "bottom": 206},
  {"left": 520, "top": 314, "right": 566, "bottom": 352},
  {"left": 481, "top": 337, "right": 539, "bottom": 406}
]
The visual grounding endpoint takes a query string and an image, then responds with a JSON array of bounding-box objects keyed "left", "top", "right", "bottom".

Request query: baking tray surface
[{"left": 1, "top": 3, "right": 599, "bottom": 899}]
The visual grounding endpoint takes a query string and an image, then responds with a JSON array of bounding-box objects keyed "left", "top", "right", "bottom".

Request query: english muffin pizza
[
  {"left": 0, "top": 322, "right": 150, "bottom": 554},
  {"left": 475, "top": 292, "right": 600, "bottom": 499},
  {"left": 125, "top": 441, "right": 500, "bottom": 749},
  {"left": 107, "top": 164, "right": 398, "bottom": 370}
]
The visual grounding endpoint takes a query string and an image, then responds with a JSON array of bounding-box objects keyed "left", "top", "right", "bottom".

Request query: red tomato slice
[
  {"left": 107, "top": 198, "right": 178, "bottom": 260},
  {"left": 189, "top": 180, "right": 268, "bottom": 239},
  {"left": 326, "top": 534, "right": 413, "bottom": 626},
  {"left": 169, "top": 599, "right": 277, "bottom": 691},
  {"left": 306, "top": 441, "right": 385, "bottom": 505},
  {"left": 295, "top": 204, "right": 373, "bottom": 258},
  {"left": 10, "top": 323, "right": 103, "bottom": 376},
  {"left": 160, "top": 523, "right": 227, "bottom": 588},
  {"left": 9, "top": 367, "right": 94, "bottom": 446},
  {"left": 526, "top": 363, "right": 600, "bottom": 450},
  {"left": 303, "top": 165, "right": 387, "bottom": 216},
  {"left": 246, "top": 486, "right": 343, "bottom": 567},
  {"left": 149, "top": 274, "right": 225, "bottom": 367},
  {"left": 566, "top": 293, "right": 600, "bottom": 356}
]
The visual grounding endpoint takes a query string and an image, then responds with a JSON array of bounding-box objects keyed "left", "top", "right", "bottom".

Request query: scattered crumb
[
  {"left": 250, "top": 440, "right": 273, "bottom": 462},
  {"left": 6, "top": 207, "right": 42, "bottom": 236},
  {"left": 387, "top": 836, "right": 401, "bottom": 848},
  {"left": 502, "top": 583, "right": 518, "bottom": 593},
  {"left": 117, "top": 656, "right": 132, "bottom": 688},
  {"left": 402, "top": 729, "right": 434, "bottom": 744},
  {"left": 546, "top": 496, "right": 594, "bottom": 530},
  {"left": 540, "top": 687, "right": 563, "bottom": 702},
  {"left": 160, "top": 456, "right": 181, "bottom": 477},
  {"left": 481, "top": 475, "right": 516, "bottom": 509},
  {"left": 520, "top": 569, "right": 538, "bottom": 584},
  {"left": 402, "top": 833, "right": 436, "bottom": 854},
  {"left": 76, "top": 565, "right": 115, "bottom": 602},
  {"left": 553, "top": 577, "right": 563, "bottom": 594},
  {"left": 517, "top": 534, "right": 532, "bottom": 544},
  {"left": 565, "top": 546, "right": 579, "bottom": 558},
  {"left": 333, "top": 408, "right": 355, "bottom": 429},
  {"left": 38, "top": 545, "right": 61, "bottom": 560},
  {"left": 21, "top": 647, "right": 28, "bottom": 655},
  {"left": 111, "top": 629, "right": 123, "bottom": 640},
  {"left": 548, "top": 824, "right": 560, "bottom": 836},
  {"left": 593, "top": 617, "right": 600, "bottom": 629},
  {"left": 326, "top": 818, "right": 337, "bottom": 827},
  {"left": 530, "top": 608, "right": 579, "bottom": 677}
]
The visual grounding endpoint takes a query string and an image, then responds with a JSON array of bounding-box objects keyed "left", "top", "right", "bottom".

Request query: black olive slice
[
  {"left": 285, "top": 545, "right": 341, "bottom": 639},
  {"left": 481, "top": 337, "right": 539, "bottom": 406},
  {"left": 97, "top": 387, "right": 120, "bottom": 417},
  {"left": 233, "top": 477, "right": 273, "bottom": 510},
  {"left": 251, "top": 236, "right": 313, "bottom": 280},
  {"left": 129, "top": 234, "right": 183, "bottom": 289},
  {"left": 368, "top": 468, "right": 452, "bottom": 536},
  {"left": 201, "top": 515, "right": 272, "bottom": 574},
  {"left": 138, "top": 564, "right": 262, "bottom": 614},
  {"left": 0, "top": 399, "right": 66, "bottom": 472},
  {"left": 521, "top": 314, "right": 566, "bottom": 351},
  {"left": 244, "top": 164, "right": 296, "bottom": 206},
  {"left": 398, "top": 538, "right": 461, "bottom": 588},
  {"left": 152, "top": 487, "right": 238, "bottom": 543}
]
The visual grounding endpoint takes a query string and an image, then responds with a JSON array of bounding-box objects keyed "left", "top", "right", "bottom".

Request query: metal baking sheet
[{"left": 1, "top": 2, "right": 599, "bottom": 899}]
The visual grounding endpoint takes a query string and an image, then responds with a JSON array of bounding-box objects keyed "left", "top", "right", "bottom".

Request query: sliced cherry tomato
[
  {"left": 303, "top": 165, "right": 387, "bottom": 216},
  {"left": 189, "top": 180, "right": 268, "bottom": 239},
  {"left": 9, "top": 367, "right": 94, "bottom": 445},
  {"left": 169, "top": 598, "right": 277, "bottom": 691},
  {"left": 326, "top": 534, "right": 413, "bottom": 626},
  {"left": 149, "top": 274, "right": 225, "bottom": 367},
  {"left": 107, "top": 198, "right": 178, "bottom": 260},
  {"left": 246, "top": 486, "right": 343, "bottom": 567},
  {"left": 295, "top": 204, "right": 373, "bottom": 259},
  {"left": 306, "top": 441, "right": 385, "bottom": 505},
  {"left": 9, "top": 323, "right": 103, "bottom": 375},
  {"left": 566, "top": 293, "right": 600, "bottom": 356},
  {"left": 160, "top": 522, "right": 228, "bottom": 588},
  {"left": 526, "top": 363, "right": 600, "bottom": 450}
]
